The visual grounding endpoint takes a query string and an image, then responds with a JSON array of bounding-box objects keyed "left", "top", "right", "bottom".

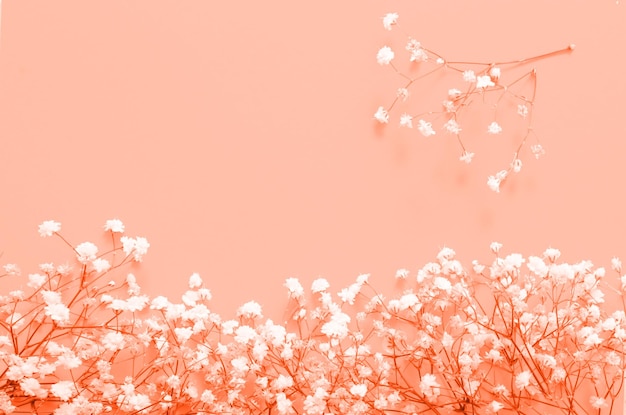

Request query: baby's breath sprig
[
  {"left": 377, "top": 12, "right": 574, "bottom": 192},
  {"left": 1, "top": 221, "right": 624, "bottom": 414}
]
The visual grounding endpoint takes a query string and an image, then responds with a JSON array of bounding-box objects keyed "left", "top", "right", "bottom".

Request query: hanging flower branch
[
  {"left": 375, "top": 13, "right": 575, "bottom": 192},
  {"left": 1, "top": 220, "right": 624, "bottom": 414}
]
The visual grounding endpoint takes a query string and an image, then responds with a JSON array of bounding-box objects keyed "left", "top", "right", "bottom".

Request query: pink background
[{"left": 0, "top": 1, "right": 625, "bottom": 319}]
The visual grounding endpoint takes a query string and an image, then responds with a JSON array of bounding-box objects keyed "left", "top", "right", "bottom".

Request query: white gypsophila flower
[
  {"left": 487, "top": 121, "right": 502, "bottom": 134},
  {"left": 284, "top": 277, "right": 304, "bottom": 299},
  {"left": 590, "top": 396, "right": 607, "bottom": 409},
  {"left": 311, "top": 278, "right": 330, "bottom": 293},
  {"left": 462, "top": 70, "right": 476, "bottom": 83},
  {"left": 321, "top": 312, "right": 350, "bottom": 339},
  {"left": 75, "top": 241, "right": 98, "bottom": 264},
  {"left": 376, "top": 46, "right": 394, "bottom": 65},
  {"left": 382, "top": 13, "right": 398, "bottom": 30},
  {"left": 356, "top": 273, "right": 370, "bottom": 284},
  {"left": 174, "top": 327, "right": 193, "bottom": 344},
  {"left": 459, "top": 151, "right": 474, "bottom": 164},
  {"left": 511, "top": 158, "right": 522, "bottom": 173},
  {"left": 41, "top": 290, "right": 62, "bottom": 305},
  {"left": 419, "top": 374, "right": 441, "bottom": 402},
  {"left": 409, "top": 47, "right": 428, "bottom": 63},
  {"left": 120, "top": 236, "right": 150, "bottom": 261},
  {"left": 104, "top": 219, "right": 125, "bottom": 233},
  {"left": 515, "top": 371, "right": 531, "bottom": 390},
  {"left": 238, "top": 300, "right": 263, "bottom": 318},
  {"left": 273, "top": 374, "right": 294, "bottom": 390},
  {"left": 374, "top": 106, "right": 389, "bottom": 124},
  {"left": 92, "top": 258, "right": 111, "bottom": 273},
  {"left": 517, "top": 104, "right": 529, "bottom": 118},
  {"left": 417, "top": 119, "right": 436, "bottom": 137},
  {"left": 395, "top": 268, "right": 409, "bottom": 279},
  {"left": 396, "top": 87, "right": 409, "bottom": 101},
  {"left": 611, "top": 257, "right": 622, "bottom": 273},
  {"left": 443, "top": 119, "right": 461, "bottom": 134},
  {"left": 350, "top": 383, "right": 367, "bottom": 398},
  {"left": 437, "top": 246, "right": 456, "bottom": 262},
  {"left": 101, "top": 332, "right": 125, "bottom": 351},
  {"left": 38, "top": 220, "right": 61, "bottom": 237},
  {"left": 448, "top": 88, "right": 462, "bottom": 98},
  {"left": 544, "top": 247, "right": 561, "bottom": 261},
  {"left": 27, "top": 273, "right": 47, "bottom": 289},
  {"left": 234, "top": 325, "right": 257, "bottom": 344},
  {"left": 20, "top": 378, "right": 48, "bottom": 399},
  {"left": 489, "top": 66, "right": 501, "bottom": 80},
  {"left": 0, "top": 391, "right": 16, "bottom": 413},
  {"left": 50, "top": 381, "right": 77, "bottom": 401},
  {"left": 531, "top": 143, "right": 545, "bottom": 159},
  {"left": 45, "top": 303, "right": 70, "bottom": 325},
  {"left": 490, "top": 242, "right": 503, "bottom": 254},
  {"left": 276, "top": 393, "right": 293, "bottom": 415},
  {"left": 188, "top": 272, "right": 203, "bottom": 289},
  {"left": 489, "top": 401, "right": 505, "bottom": 413},
  {"left": 221, "top": 319, "right": 239, "bottom": 335},
  {"left": 476, "top": 75, "right": 495, "bottom": 89},
  {"left": 132, "top": 237, "right": 150, "bottom": 261},
  {"left": 442, "top": 100, "right": 456, "bottom": 113},
  {"left": 487, "top": 176, "right": 501, "bottom": 193},
  {"left": 338, "top": 282, "right": 361, "bottom": 304},
  {"left": 3, "top": 263, "right": 20, "bottom": 275},
  {"left": 399, "top": 113, "right": 413, "bottom": 128}
]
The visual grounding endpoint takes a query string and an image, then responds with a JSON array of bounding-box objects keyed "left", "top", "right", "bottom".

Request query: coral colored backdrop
[{"left": 0, "top": 1, "right": 625, "bottom": 320}]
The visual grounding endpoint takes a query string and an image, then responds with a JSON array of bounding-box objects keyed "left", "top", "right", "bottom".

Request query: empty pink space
[{"left": 0, "top": 0, "right": 625, "bottom": 319}]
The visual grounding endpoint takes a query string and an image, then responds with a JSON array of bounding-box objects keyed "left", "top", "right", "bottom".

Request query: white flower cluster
[
  {"left": 375, "top": 13, "right": 573, "bottom": 192},
  {"left": 1, "top": 222, "right": 624, "bottom": 414}
]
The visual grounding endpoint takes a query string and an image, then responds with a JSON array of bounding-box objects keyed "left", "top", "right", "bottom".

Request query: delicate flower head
[
  {"left": 284, "top": 277, "right": 304, "bottom": 299},
  {"left": 459, "top": 151, "right": 474, "bottom": 164},
  {"left": 448, "top": 88, "right": 462, "bottom": 98},
  {"left": 488, "top": 400, "right": 505, "bottom": 413},
  {"left": 544, "top": 247, "right": 561, "bottom": 261},
  {"left": 91, "top": 258, "right": 111, "bottom": 273},
  {"left": 311, "top": 278, "right": 330, "bottom": 293},
  {"left": 39, "top": 220, "right": 61, "bottom": 237},
  {"left": 50, "top": 381, "right": 77, "bottom": 401},
  {"left": 419, "top": 374, "right": 441, "bottom": 402},
  {"left": 487, "top": 121, "right": 502, "bottom": 134},
  {"left": 517, "top": 104, "right": 529, "bottom": 118},
  {"left": 611, "top": 257, "right": 622, "bottom": 273},
  {"left": 444, "top": 119, "right": 461, "bottom": 134},
  {"left": 75, "top": 242, "right": 99, "bottom": 263},
  {"left": 489, "top": 66, "right": 501, "bottom": 80},
  {"left": 188, "top": 272, "right": 203, "bottom": 289},
  {"left": 399, "top": 113, "right": 413, "bottom": 128},
  {"left": 376, "top": 46, "right": 394, "bottom": 65},
  {"left": 511, "top": 158, "right": 522, "bottom": 173},
  {"left": 237, "top": 300, "right": 263, "bottom": 319},
  {"left": 395, "top": 268, "right": 409, "bottom": 279},
  {"left": 490, "top": 242, "right": 503, "bottom": 254},
  {"left": 476, "top": 75, "right": 495, "bottom": 89},
  {"left": 462, "top": 70, "right": 476, "bottom": 83},
  {"left": 487, "top": 175, "right": 501, "bottom": 193},
  {"left": 590, "top": 396, "right": 607, "bottom": 409},
  {"left": 374, "top": 106, "right": 389, "bottom": 124},
  {"left": 515, "top": 371, "right": 532, "bottom": 390},
  {"left": 531, "top": 143, "right": 545, "bottom": 159},
  {"left": 417, "top": 119, "right": 436, "bottom": 137},
  {"left": 382, "top": 13, "right": 398, "bottom": 30},
  {"left": 396, "top": 87, "right": 409, "bottom": 101},
  {"left": 104, "top": 219, "right": 125, "bottom": 233}
]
